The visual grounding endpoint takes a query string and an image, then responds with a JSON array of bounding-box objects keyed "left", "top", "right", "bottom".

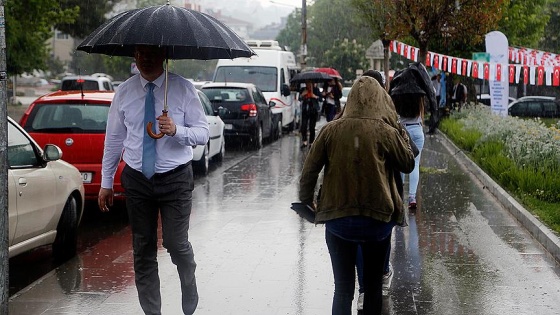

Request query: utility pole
[
  {"left": 300, "top": 0, "right": 307, "bottom": 69},
  {"left": 0, "top": 1, "right": 9, "bottom": 313}
]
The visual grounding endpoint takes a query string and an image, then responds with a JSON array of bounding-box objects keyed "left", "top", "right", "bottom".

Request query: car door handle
[{"left": 18, "top": 178, "right": 27, "bottom": 186}]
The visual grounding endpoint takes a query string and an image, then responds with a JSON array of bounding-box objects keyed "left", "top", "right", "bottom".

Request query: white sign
[{"left": 485, "top": 31, "right": 509, "bottom": 117}]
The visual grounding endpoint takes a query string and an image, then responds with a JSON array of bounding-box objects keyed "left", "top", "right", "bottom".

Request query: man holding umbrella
[
  {"left": 80, "top": 3, "right": 254, "bottom": 313},
  {"left": 98, "top": 44, "right": 209, "bottom": 314}
]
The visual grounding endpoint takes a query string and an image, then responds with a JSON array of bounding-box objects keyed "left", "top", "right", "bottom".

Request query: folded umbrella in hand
[{"left": 290, "top": 202, "right": 316, "bottom": 223}]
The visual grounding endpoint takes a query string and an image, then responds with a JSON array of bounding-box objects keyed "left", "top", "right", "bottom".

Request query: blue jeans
[
  {"left": 326, "top": 216, "right": 394, "bottom": 315},
  {"left": 402, "top": 124, "right": 425, "bottom": 198}
]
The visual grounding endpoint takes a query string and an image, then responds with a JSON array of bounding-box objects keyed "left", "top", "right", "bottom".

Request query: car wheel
[
  {"left": 53, "top": 195, "right": 79, "bottom": 261},
  {"left": 273, "top": 117, "right": 282, "bottom": 140},
  {"left": 214, "top": 136, "right": 225, "bottom": 162},
  {"left": 253, "top": 125, "right": 263, "bottom": 149},
  {"left": 193, "top": 144, "right": 209, "bottom": 175}
]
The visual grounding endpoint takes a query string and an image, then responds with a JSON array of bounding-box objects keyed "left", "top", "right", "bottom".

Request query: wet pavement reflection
[{"left": 8, "top": 128, "right": 560, "bottom": 315}]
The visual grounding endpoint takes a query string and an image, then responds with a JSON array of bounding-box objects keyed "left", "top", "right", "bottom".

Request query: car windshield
[
  {"left": 214, "top": 66, "right": 277, "bottom": 92},
  {"left": 202, "top": 87, "right": 250, "bottom": 103},
  {"left": 342, "top": 88, "right": 351, "bottom": 97},
  {"left": 61, "top": 80, "right": 101, "bottom": 91},
  {"left": 24, "top": 103, "right": 110, "bottom": 133}
]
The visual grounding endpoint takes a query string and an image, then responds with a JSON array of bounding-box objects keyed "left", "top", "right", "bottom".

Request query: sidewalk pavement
[{"left": 8, "top": 126, "right": 560, "bottom": 315}]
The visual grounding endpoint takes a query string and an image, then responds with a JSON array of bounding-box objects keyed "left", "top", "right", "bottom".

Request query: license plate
[
  {"left": 225, "top": 124, "right": 233, "bottom": 130},
  {"left": 81, "top": 172, "right": 92, "bottom": 184}
]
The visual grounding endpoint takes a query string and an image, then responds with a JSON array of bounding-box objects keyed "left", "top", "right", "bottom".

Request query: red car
[{"left": 19, "top": 90, "right": 126, "bottom": 204}]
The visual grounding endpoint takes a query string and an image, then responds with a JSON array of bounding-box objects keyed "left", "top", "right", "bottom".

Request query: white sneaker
[
  {"left": 382, "top": 265, "right": 393, "bottom": 295},
  {"left": 357, "top": 292, "right": 364, "bottom": 311}
]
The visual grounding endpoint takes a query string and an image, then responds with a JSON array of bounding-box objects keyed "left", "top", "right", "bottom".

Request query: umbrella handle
[{"left": 147, "top": 110, "right": 167, "bottom": 139}]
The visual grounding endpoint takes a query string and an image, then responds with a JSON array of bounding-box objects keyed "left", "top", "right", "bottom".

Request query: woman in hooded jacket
[{"left": 299, "top": 76, "right": 415, "bottom": 314}]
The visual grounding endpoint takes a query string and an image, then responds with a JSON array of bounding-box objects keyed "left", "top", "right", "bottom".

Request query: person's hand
[
  {"left": 157, "top": 115, "right": 177, "bottom": 136},
  {"left": 98, "top": 188, "right": 114, "bottom": 212}
]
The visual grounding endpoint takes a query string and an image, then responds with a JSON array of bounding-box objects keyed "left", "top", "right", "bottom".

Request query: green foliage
[
  {"left": 540, "top": 0, "right": 560, "bottom": 53},
  {"left": 276, "top": 0, "right": 372, "bottom": 69},
  {"left": 276, "top": 9, "right": 303, "bottom": 57},
  {"left": 323, "top": 39, "right": 368, "bottom": 80},
  {"left": 439, "top": 118, "right": 482, "bottom": 152},
  {"left": 349, "top": 0, "right": 506, "bottom": 59},
  {"left": 6, "top": 0, "right": 79, "bottom": 75},
  {"left": 56, "top": 0, "right": 116, "bottom": 39},
  {"left": 498, "top": 0, "right": 549, "bottom": 48},
  {"left": 440, "top": 110, "right": 560, "bottom": 234}
]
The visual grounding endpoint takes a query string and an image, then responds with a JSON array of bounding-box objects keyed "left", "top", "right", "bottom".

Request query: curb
[{"left": 437, "top": 131, "right": 560, "bottom": 264}]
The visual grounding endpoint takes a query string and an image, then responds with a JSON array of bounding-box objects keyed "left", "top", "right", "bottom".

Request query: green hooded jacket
[{"left": 299, "top": 76, "right": 415, "bottom": 224}]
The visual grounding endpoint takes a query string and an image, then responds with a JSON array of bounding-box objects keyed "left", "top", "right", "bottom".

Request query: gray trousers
[{"left": 121, "top": 163, "right": 198, "bottom": 315}]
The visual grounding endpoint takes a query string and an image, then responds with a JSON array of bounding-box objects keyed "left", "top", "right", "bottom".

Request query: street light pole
[{"left": 300, "top": 0, "right": 307, "bottom": 69}]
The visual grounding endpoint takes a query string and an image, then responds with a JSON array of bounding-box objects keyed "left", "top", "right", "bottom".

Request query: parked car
[
  {"left": 60, "top": 75, "right": 114, "bottom": 91},
  {"left": 7, "top": 116, "right": 85, "bottom": 259},
  {"left": 340, "top": 87, "right": 351, "bottom": 108},
  {"left": 201, "top": 82, "right": 274, "bottom": 148},
  {"left": 508, "top": 96, "right": 560, "bottom": 118},
  {"left": 19, "top": 90, "right": 126, "bottom": 204},
  {"left": 192, "top": 90, "right": 226, "bottom": 175}
]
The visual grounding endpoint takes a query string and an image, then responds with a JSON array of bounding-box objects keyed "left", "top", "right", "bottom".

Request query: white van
[{"left": 213, "top": 40, "right": 300, "bottom": 132}]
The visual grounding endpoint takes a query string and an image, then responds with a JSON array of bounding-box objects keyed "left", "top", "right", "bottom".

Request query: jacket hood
[{"left": 342, "top": 76, "right": 400, "bottom": 127}]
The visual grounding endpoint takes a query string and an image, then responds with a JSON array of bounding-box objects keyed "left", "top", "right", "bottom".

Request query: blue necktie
[{"left": 142, "top": 83, "right": 156, "bottom": 179}]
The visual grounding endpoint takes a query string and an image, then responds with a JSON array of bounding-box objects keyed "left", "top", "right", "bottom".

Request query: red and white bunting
[{"left": 390, "top": 40, "right": 560, "bottom": 87}]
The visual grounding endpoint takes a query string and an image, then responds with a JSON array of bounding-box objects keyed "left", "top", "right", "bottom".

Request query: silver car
[{"left": 7, "top": 116, "right": 85, "bottom": 260}]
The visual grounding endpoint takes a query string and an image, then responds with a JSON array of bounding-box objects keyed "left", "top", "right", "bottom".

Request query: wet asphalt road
[{"left": 7, "top": 118, "right": 560, "bottom": 315}]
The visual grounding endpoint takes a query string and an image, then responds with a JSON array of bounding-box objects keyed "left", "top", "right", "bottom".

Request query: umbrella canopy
[
  {"left": 76, "top": 3, "right": 255, "bottom": 60},
  {"left": 290, "top": 71, "right": 332, "bottom": 84},
  {"left": 314, "top": 67, "right": 342, "bottom": 79}
]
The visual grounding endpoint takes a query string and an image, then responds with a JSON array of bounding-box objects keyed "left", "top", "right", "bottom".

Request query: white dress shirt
[{"left": 101, "top": 72, "right": 209, "bottom": 189}]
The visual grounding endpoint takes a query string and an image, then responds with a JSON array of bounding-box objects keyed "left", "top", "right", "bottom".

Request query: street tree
[
  {"left": 323, "top": 38, "right": 368, "bottom": 81},
  {"left": 276, "top": 0, "right": 371, "bottom": 69},
  {"left": 276, "top": 9, "right": 303, "bottom": 59},
  {"left": 5, "top": 0, "right": 78, "bottom": 75},
  {"left": 538, "top": 0, "right": 560, "bottom": 53},
  {"left": 55, "top": 0, "right": 116, "bottom": 39},
  {"left": 351, "top": 0, "right": 507, "bottom": 63},
  {"left": 498, "top": 0, "right": 549, "bottom": 49}
]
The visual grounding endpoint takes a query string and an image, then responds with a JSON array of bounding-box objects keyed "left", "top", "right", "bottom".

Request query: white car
[
  {"left": 60, "top": 75, "right": 114, "bottom": 91},
  {"left": 7, "top": 116, "right": 85, "bottom": 260},
  {"left": 192, "top": 90, "right": 226, "bottom": 175},
  {"left": 340, "top": 87, "right": 351, "bottom": 108}
]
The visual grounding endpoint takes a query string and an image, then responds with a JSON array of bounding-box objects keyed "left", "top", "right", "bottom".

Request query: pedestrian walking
[
  {"left": 299, "top": 80, "right": 321, "bottom": 148},
  {"left": 322, "top": 77, "right": 343, "bottom": 122},
  {"left": 450, "top": 77, "right": 467, "bottom": 112},
  {"left": 354, "top": 70, "right": 419, "bottom": 310},
  {"left": 299, "top": 76, "right": 415, "bottom": 314},
  {"left": 389, "top": 62, "right": 437, "bottom": 210},
  {"left": 98, "top": 45, "right": 209, "bottom": 315}
]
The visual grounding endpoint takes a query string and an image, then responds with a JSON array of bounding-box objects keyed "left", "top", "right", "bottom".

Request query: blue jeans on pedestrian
[
  {"left": 402, "top": 124, "right": 425, "bottom": 199},
  {"left": 326, "top": 216, "right": 395, "bottom": 315}
]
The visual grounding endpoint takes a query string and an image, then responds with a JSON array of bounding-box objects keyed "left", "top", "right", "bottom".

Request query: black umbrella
[
  {"left": 76, "top": 3, "right": 254, "bottom": 60},
  {"left": 77, "top": 2, "right": 255, "bottom": 138},
  {"left": 290, "top": 71, "right": 333, "bottom": 85}
]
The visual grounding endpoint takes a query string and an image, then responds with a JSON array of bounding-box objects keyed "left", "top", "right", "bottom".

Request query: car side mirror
[
  {"left": 43, "top": 144, "right": 62, "bottom": 162},
  {"left": 282, "top": 84, "right": 291, "bottom": 97}
]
